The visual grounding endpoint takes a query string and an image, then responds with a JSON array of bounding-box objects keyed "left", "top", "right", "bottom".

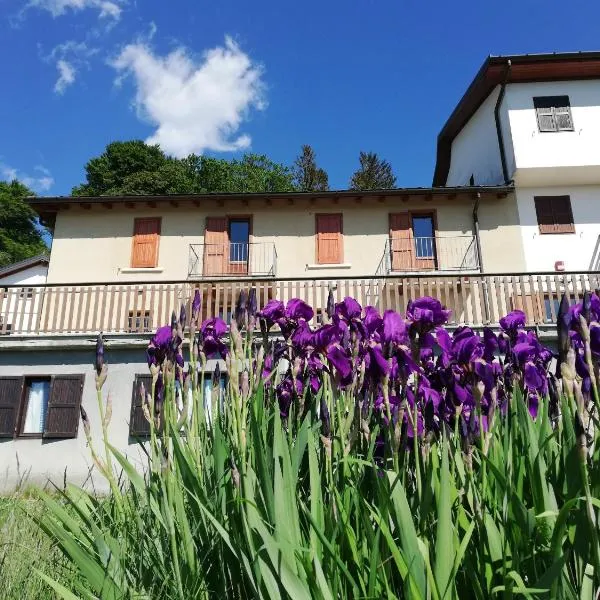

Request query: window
[
  {"left": 127, "top": 310, "right": 152, "bottom": 333},
  {"left": 21, "top": 379, "right": 51, "bottom": 435},
  {"left": 131, "top": 217, "right": 161, "bottom": 268},
  {"left": 316, "top": 214, "right": 343, "bottom": 264},
  {"left": 0, "top": 375, "right": 84, "bottom": 439},
  {"left": 130, "top": 372, "right": 228, "bottom": 436},
  {"left": 412, "top": 215, "right": 435, "bottom": 259},
  {"left": 533, "top": 96, "right": 574, "bottom": 132},
  {"left": 534, "top": 196, "right": 575, "bottom": 234},
  {"left": 228, "top": 219, "right": 250, "bottom": 263}
]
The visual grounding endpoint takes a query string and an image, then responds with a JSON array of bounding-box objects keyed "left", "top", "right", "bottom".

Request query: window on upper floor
[
  {"left": 315, "top": 214, "right": 343, "bottom": 264},
  {"left": 533, "top": 96, "right": 574, "bottom": 132},
  {"left": 131, "top": 217, "right": 161, "bottom": 268},
  {"left": 534, "top": 196, "right": 575, "bottom": 234}
]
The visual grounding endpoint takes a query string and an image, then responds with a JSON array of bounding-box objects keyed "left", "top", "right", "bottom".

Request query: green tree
[
  {"left": 349, "top": 151, "right": 396, "bottom": 190},
  {"left": 293, "top": 145, "right": 329, "bottom": 191},
  {"left": 0, "top": 180, "right": 48, "bottom": 267},
  {"left": 73, "top": 141, "right": 297, "bottom": 196},
  {"left": 72, "top": 141, "right": 195, "bottom": 196}
]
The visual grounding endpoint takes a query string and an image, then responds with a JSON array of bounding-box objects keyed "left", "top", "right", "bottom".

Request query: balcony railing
[
  {"left": 376, "top": 236, "right": 479, "bottom": 275},
  {"left": 1, "top": 272, "right": 598, "bottom": 336},
  {"left": 188, "top": 243, "right": 277, "bottom": 279}
]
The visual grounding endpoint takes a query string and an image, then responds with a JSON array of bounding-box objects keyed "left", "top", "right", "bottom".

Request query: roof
[
  {"left": 0, "top": 254, "right": 49, "bottom": 278},
  {"left": 433, "top": 51, "right": 600, "bottom": 187},
  {"left": 27, "top": 185, "right": 514, "bottom": 215}
]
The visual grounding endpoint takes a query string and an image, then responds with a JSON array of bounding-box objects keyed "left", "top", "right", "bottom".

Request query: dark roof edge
[
  {"left": 27, "top": 185, "right": 515, "bottom": 208},
  {"left": 0, "top": 254, "right": 49, "bottom": 278}
]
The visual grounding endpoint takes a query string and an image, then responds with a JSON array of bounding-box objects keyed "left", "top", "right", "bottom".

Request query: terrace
[{"left": 0, "top": 271, "right": 596, "bottom": 337}]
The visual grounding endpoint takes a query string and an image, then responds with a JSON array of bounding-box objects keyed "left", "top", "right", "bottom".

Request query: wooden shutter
[
  {"left": 0, "top": 377, "right": 24, "bottom": 438},
  {"left": 316, "top": 214, "right": 343, "bottom": 264},
  {"left": 204, "top": 217, "right": 228, "bottom": 276},
  {"left": 389, "top": 213, "right": 414, "bottom": 271},
  {"left": 553, "top": 196, "right": 575, "bottom": 233},
  {"left": 535, "top": 196, "right": 574, "bottom": 234},
  {"left": 130, "top": 374, "right": 152, "bottom": 437},
  {"left": 44, "top": 375, "right": 84, "bottom": 438},
  {"left": 131, "top": 218, "right": 161, "bottom": 268}
]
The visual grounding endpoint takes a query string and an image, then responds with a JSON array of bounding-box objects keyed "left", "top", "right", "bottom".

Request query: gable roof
[
  {"left": 0, "top": 254, "right": 49, "bottom": 279},
  {"left": 433, "top": 51, "right": 600, "bottom": 187}
]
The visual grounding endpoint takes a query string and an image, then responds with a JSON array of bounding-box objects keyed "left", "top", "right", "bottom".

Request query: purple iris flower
[
  {"left": 499, "top": 310, "right": 526, "bottom": 334},
  {"left": 326, "top": 344, "right": 353, "bottom": 386},
  {"left": 382, "top": 310, "right": 407, "bottom": 346},
  {"left": 199, "top": 317, "right": 228, "bottom": 358},
  {"left": 147, "top": 325, "right": 178, "bottom": 367},
  {"left": 191, "top": 289, "right": 202, "bottom": 322},
  {"left": 95, "top": 332, "right": 104, "bottom": 376},
  {"left": 285, "top": 298, "right": 314, "bottom": 322},
  {"left": 258, "top": 299, "right": 285, "bottom": 329},
  {"left": 364, "top": 306, "right": 383, "bottom": 336},
  {"left": 406, "top": 297, "right": 451, "bottom": 334}
]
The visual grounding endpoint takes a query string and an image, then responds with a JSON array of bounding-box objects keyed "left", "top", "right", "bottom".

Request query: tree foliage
[
  {"left": 293, "top": 145, "right": 329, "bottom": 191},
  {"left": 0, "top": 180, "right": 48, "bottom": 267},
  {"left": 72, "top": 141, "right": 296, "bottom": 196},
  {"left": 349, "top": 151, "right": 396, "bottom": 190}
]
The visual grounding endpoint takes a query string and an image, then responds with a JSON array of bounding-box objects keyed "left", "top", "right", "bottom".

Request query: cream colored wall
[
  {"left": 46, "top": 194, "right": 524, "bottom": 283},
  {"left": 478, "top": 193, "right": 526, "bottom": 272}
]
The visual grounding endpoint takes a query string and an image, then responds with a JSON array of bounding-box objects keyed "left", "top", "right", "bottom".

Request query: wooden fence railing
[{"left": 1, "top": 272, "right": 599, "bottom": 336}]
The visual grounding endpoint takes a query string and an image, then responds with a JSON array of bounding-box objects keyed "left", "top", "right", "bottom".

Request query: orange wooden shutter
[
  {"left": 204, "top": 217, "right": 228, "bottom": 276},
  {"left": 389, "top": 213, "right": 414, "bottom": 271},
  {"left": 131, "top": 218, "right": 161, "bottom": 268},
  {"left": 316, "top": 214, "right": 342, "bottom": 264}
]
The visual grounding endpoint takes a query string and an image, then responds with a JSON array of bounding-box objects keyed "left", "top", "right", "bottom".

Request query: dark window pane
[
  {"left": 229, "top": 221, "right": 249, "bottom": 261},
  {"left": 412, "top": 216, "right": 434, "bottom": 258}
]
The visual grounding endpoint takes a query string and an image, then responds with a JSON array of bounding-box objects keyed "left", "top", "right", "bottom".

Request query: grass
[
  {"left": 3, "top": 308, "right": 600, "bottom": 598},
  {"left": 0, "top": 492, "right": 78, "bottom": 599}
]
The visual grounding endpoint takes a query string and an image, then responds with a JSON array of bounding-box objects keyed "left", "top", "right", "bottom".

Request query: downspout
[{"left": 494, "top": 59, "right": 512, "bottom": 184}]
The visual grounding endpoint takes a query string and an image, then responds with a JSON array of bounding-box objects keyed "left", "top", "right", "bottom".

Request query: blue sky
[{"left": 2, "top": 0, "right": 600, "bottom": 195}]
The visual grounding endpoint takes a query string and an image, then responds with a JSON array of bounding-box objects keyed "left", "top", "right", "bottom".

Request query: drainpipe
[
  {"left": 494, "top": 59, "right": 512, "bottom": 184},
  {"left": 473, "top": 192, "right": 491, "bottom": 322}
]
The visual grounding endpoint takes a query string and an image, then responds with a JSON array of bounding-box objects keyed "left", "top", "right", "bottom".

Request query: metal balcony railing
[
  {"left": 377, "top": 236, "right": 480, "bottom": 275},
  {"left": 188, "top": 243, "right": 277, "bottom": 279}
]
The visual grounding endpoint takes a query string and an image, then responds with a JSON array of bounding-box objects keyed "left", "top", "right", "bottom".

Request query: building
[
  {"left": 2, "top": 51, "right": 600, "bottom": 491},
  {"left": 434, "top": 51, "right": 600, "bottom": 273},
  {"left": 0, "top": 254, "right": 48, "bottom": 335}
]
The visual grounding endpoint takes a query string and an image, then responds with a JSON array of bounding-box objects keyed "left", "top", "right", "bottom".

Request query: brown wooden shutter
[
  {"left": 131, "top": 218, "right": 161, "bottom": 268},
  {"left": 44, "top": 375, "right": 84, "bottom": 438},
  {"left": 316, "top": 214, "right": 343, "bottom": 264},
  {"left": 535, "top": 196, "right": 574, "bottom": 234},
  {"left": 204, "top": 217, "right": 228, "bottom": 276},
  {"left": 553, "top": 196, "right": 575, "bottom": 233},
  {"left": 534, "top": 197, "right": 557, "bottom": 234},
  {"left": 0, "top": 377, "right": 24, "bottom": 438},
  {"left": 389, "top": 213, "right": 414, "bottom": 271},
  {"left": 130, "top": 374, "right": 153, "bottom": 437}
]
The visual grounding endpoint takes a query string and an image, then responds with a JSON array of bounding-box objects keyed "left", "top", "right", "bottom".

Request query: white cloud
[
  {"left": 111, "top": 36, "right": 266, "bottom": 157},
  {"left": 0, "top": 164, "right": 54, "bottom": 192},
  {"left": 26, "top": 0, "right": 123, "bottom": 20},
  {"left": 54, "top": 59, "right": 76, "bottom": 94},
  {"left": 45, "top": 40, "right": 98, "bottom": 94}
]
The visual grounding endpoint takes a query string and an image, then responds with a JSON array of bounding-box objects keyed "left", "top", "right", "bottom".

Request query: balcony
[
  {"left": 0, "top": 272, "right": 597, "bottom": 337},
  {"left": 188, "top": 243, "right": 277, "bottom": 279},
  {"left": 377, "top": 236, "right": 479, "bottom": 275}
]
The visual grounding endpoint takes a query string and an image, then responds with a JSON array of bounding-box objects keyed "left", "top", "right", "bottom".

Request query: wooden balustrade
[{"left": 1, "top": 272, "right": 599, "bottom": 336}]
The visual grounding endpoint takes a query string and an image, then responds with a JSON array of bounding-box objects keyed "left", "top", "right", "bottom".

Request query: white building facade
[{"left": 435, "top": 52, "right": 600, "bottom": 273}]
